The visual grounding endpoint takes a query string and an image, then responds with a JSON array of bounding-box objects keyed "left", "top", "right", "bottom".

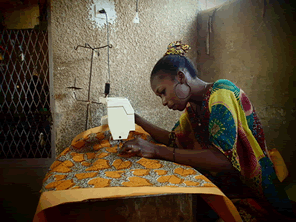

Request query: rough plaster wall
[
  {"left": 196, "top": 0, "right": 296, "bottom": 182},
  {"left": 51, "top": 0, "right": 200, "bottom": 155}
]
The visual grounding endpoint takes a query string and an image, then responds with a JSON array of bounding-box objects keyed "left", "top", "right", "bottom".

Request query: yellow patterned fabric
[
  {"left": 164, "top": 40, "right": 191, "bottom": 56},
  {"left": 34, "top": 125, "right": 242, "bottom": 222}
]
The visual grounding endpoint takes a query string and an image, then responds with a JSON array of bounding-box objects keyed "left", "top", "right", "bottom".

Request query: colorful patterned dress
[{"left": 171, "top": 79, "right": 295, "bottom": 221}]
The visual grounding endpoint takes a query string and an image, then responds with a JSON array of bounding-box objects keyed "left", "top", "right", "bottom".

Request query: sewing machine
[{"left": 99, "top": 97, "right": 135, "bottom": 140}]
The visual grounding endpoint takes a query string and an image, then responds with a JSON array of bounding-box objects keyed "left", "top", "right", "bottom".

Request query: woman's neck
[{"left": 188, "top": 79, "right": 212, "bottom": 103}]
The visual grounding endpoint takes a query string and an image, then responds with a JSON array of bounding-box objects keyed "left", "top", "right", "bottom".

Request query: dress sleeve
[
  {"left": 208, "top": 81, "right": 294, "bottom": 217},
  {"left": 208, "top": 88, "right": 238, "bottom": 155},
  {"left": 208, "top": 85, "right": 265, "bottom": 174}
]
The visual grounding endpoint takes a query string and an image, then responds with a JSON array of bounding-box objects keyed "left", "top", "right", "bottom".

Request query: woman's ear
[{"left": 176, "top": 70, "right": 187, "bottom": 84}]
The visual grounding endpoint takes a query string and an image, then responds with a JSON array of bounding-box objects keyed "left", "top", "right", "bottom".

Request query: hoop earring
[{"left": 174, "top": 82, "right": 191, "bottom": 100}]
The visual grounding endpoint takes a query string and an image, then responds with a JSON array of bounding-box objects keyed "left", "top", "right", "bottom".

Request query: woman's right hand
[
  {"left": 133, "top": 113, "right": 171, "bottom": 146},
  {"left": 119, "top": 137, "right": 158, "bottom": 159}
]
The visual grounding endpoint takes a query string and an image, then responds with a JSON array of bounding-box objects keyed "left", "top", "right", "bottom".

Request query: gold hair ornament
[{"left": 164, "top": 40, "right": 191, "bottom": 56}]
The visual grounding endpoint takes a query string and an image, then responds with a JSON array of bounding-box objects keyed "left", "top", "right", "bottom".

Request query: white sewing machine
[{"left": 99, "top": 97, "right": 135, "bottom": 140}]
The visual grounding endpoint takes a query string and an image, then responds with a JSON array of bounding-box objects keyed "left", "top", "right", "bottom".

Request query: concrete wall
[
  {"left": 196, "top": 0, "right": 296, "bottom": 185},
  {"left": 51, "top": 0, "right": 296, "bottom": 186},
  {"left": 51, "top": 0, "right": 201, "bottom": 155}
]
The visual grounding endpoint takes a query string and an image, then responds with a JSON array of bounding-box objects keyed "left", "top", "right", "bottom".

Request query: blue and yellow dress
[{"left": 171, "top": 79, "right": 294, "bottom": 221}]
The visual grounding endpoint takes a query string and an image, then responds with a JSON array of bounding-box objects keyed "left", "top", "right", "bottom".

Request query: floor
[{"left": 0, "top": 167, "right": 49, "bottom": 222}]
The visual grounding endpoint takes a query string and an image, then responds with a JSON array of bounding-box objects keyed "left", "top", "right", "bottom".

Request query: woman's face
[{"left": 151, "top": 72, "right": 188, "bottom": 111}]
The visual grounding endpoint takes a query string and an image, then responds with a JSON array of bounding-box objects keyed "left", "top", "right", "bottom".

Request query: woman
[{"left": 119, "top": 41, "right": 295, "bottom": 221}]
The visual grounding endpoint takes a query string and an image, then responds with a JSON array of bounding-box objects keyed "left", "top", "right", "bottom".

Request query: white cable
[{"left": 106, "top": 13, "right": 110, "bottom": 83}]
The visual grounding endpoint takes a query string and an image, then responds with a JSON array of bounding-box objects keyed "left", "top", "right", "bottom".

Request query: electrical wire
[
  {"left": 136, "top": 0, "right": 139, "bottom": 12},
  {"left": 98, "top": 9, "right": 111, "bottom": 96},
  {"left": 105, "top": 13, "right": 110, "bottom": 83}
]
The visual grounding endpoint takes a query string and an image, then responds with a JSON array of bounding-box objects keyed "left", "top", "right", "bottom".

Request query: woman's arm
[
  {"left": 155, "top": 145, "right": 236, "bottom": 173},
  {"left": 120, "top": 137, "right": 236, "bottom": 174},
  {"left": 135, "top": 114, "right": 170, "bottom": 145}
]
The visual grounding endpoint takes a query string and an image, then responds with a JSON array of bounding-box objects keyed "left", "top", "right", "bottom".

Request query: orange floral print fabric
[{"left": 41, "top": 125, "right": 217, "bottom": 192}]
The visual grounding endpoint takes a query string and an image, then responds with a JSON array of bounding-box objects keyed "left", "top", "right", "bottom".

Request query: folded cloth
[
  {"left": 34, "top": 125, "right": 242, "bottom": 222},
  {"left": 269, "top": 148, "right": 289, "bottom": 182}
]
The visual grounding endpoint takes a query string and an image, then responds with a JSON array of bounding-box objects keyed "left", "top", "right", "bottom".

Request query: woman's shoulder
[{"left": 212, "top": 79, "right": 240, "bottom": 93}]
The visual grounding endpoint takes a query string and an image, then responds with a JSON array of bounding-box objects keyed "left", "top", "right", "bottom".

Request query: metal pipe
[
  {"left": 72, "top": 41, "right": 112, "bottom": 130},
  {"left": 85, "top": 49, "right": 94, "bottom": 130},
  {"left": 206, "top": 19, "right": 210, "bottom": 55},
  {"left": 85, "top": 103, "right": 89, "bottom": 130},
  {"left": 88, "top": 49, "right": 94, "bottom": 101}
]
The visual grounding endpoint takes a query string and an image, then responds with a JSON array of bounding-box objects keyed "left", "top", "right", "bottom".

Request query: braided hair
[{"left": 150, "top": 41, "right": 198, "bottom": 81}]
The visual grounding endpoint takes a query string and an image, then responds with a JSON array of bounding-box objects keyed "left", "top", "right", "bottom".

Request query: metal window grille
[{"left": 0, "top": 29, "right": 52, "bottom": 159}]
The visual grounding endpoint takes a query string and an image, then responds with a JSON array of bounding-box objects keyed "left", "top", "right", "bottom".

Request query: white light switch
[{"left": 90, "top": 0, "right": 117, "bottom": 28}]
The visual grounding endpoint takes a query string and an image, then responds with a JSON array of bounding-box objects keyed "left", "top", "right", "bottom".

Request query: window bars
[{"left": 0, "top": 29, "right": 51, "bottom": 158}]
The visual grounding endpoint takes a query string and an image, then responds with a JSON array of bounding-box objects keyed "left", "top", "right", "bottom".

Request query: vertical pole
[
  {"left": 85, "top": 103, "right": 89, "bottom": 130},
  {"left": 88, "top": 49, "right": 94, "bottom": 102},
  {"left": 85, "top": 49, "right": 94, "bottom": 130},
  {"left": 48, "top": 0, "right": 56, "bottom": 159},
  {"left": 206, "top": 19, "right": 210, "bottom": 55},
  {"left": 106, "top": 13, "right": 110, "bottom": 83}
]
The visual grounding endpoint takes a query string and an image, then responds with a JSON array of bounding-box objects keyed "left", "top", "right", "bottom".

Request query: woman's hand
[
  {"left": 132, "top": 114, "right": 171, "bottom": 146},
  {"left": 119, "top": 138, "right": 158, "bottom": 158}
]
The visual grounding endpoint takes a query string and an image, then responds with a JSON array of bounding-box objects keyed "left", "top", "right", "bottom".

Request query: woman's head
[
  {"left": 150, "top": 69, "right": 191, "bottom": 111},
  {"left": 150, "top": 55, "right": 200, "bottom": 111},
  {"left": 150, "top": 54, "right": 198, "bottom": 82},
  {"left": 150, "top": 41, "right": 197, "bottom": 82},
  {"left": 150, "top": 41, "right": 199, "bottom": 111}
]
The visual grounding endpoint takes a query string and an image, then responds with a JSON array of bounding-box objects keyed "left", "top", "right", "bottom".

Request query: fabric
[
  {"left": 171, "top": 79, "right": 295, "bottom": 221},
  {"left": 269, "top": 148, "right": 289, "bottom": 182},
  {"left": 34, "top": 124, "right": 242, "bottom": 222},
  {"left": 164, "top": 40, "right": 191, "bottom": 57}
]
